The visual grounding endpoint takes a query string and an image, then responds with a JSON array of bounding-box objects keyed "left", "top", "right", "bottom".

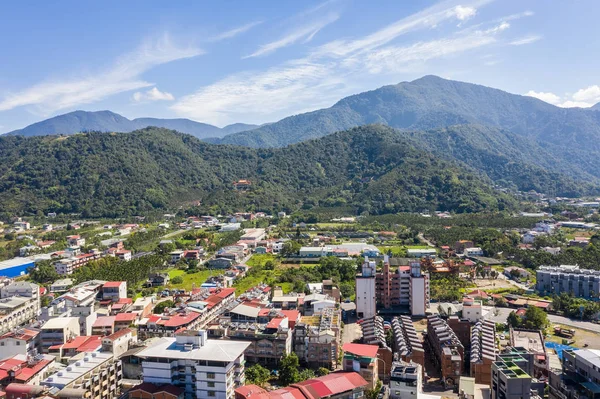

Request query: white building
[
  {"left": 409, "top": 262, "right": 429, "bottom": 317},
  {"left": 40, "top": 317, "right": 80, "bottom": 352},
  {"left": 136, "top": 330, "right": 249, "bottom": 399},
  {"left": 462, "top": 298, "right": 482, "bottom": 323},
  {"left": 464, "top": 247, "right": 484, "bottom": 257},
  {"left": 406, "top": 248, "right": 437, "bottom": 258},
  {"left": 356, "top": 258, "right": 377, "bottom": 320},
  {"left": 0, "top": 328, "right": 40, "bottom": 357},
  {"left": 390, "top": 362, "right": 423, "bottom": 399}
]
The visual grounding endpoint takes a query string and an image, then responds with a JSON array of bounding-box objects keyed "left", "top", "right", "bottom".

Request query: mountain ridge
[{"left": 6, "top": 110, "right": 258, "bottom": 139}]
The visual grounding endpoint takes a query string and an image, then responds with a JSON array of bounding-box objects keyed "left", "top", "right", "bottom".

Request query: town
[{"left": 0, "top": 203, "right": 599, "bottom": 399}]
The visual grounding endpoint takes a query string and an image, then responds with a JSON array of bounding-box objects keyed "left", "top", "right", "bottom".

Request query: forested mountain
[
  {"left": 215, "top": 76, "right": 600, "bottom": 187},
  {"left": 6, "top": 110, "right": 257, "bottom": 139},
  {"left": 0, "top": 126, "right": 516, "bottom": 218}
]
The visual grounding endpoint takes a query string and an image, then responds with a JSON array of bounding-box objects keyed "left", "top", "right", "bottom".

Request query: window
[
  {"left": 208, "top": 382, "right": 215, "bottom": 388},
  {"left": 208, "top": 391, "right": 216, "bottom": 397},
  {"left": 16, "top": 341, "right": 20, "bottom": 346},
  {"left": 207, "top": 372, "right": 216, "bottom": 379}
]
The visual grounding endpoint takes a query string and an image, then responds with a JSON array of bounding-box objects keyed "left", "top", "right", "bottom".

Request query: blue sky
[{"left": 1, "top": 0, "right": 599, "bottom": 132}]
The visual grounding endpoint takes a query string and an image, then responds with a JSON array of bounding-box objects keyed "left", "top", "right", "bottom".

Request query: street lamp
[{"left": 377, "top": 354, "right": 389, "bottom": 385}]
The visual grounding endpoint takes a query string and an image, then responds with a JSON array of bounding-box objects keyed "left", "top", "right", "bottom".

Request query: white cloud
[
  {"left": 525, "top": 86, "right": 600, "bottom": 108},
  {"left": 452, "top": 5, "right": 477, "bottom": 21},
  {"left": 572, "top": 85, "right": 600, "bottom": 104},
  {"left": 172, "top": 2, "right": 511, "bottom": 125},
  {"left": 133, "top": 87, "right": 175, "bottom": 102},
  {"left": 244, "top": 13, "right": 339, "bottom": 58},
  {"left": 509, "top": 34, "right": 542, "bottom": 46},
  {"left": 0, "top": 34, "right": 202, "bottom": 114},
  {"left": 525, "top": 90, "right": 561, "bottom": 105},
  {"left": 207, "top": 21, "right": 263, "bottom": 42}
]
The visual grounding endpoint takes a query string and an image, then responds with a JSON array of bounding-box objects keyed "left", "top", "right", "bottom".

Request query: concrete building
[
  {"left": 391, "top": 316, "right": 425, "bottom": 369},
  {"left": 102, "top": 281, "right": 127, "bottom": 302},
  {"left": 0, "top": 328, "right": 40, "bottom": 358},
  {"left": 41, "top": 351, "right": 122, "bottom": 399},
  {"left": 462, "top": 298, "right": 483, "bottom": 323},
  {"left": 426, "top": 315, "right": 464, "bottom": 389},
  {"left": 136, "top": 330, "right": 249, "bottom": 399},
  {"left": 470, "top": 320, "right": 496, "bottom": 385},
  {"left": 40, "top": 317, "right": 80, "bottom": 352},
  {"left": 390, "top": 362, "right": 423, "bottom": 399},
  {"left": 342, "top": 343, "right": 379, "bottom": 389},
  {"left": 0, "top": 282, "right": 40, "bottom": 335},
  {"left": 551, "top": 349, "right": 600, "bottom": 399},
  {"left": 294, "top": 308, "right": 341, "bottom": 369},
  {"left": 536, "top": 265, "right": 600, "bottom": 299},
  {"left": 509, "top": 328, "right": 548, "bottom": 379},
  {"left": 491, "top": 360, "right": 537, "bottom": 399},
  {"left": 375, "top": 256, "right": 429, "bottom": 316},
  {"left": 356, "top": 257, "right": 377, "bottom": 320}
]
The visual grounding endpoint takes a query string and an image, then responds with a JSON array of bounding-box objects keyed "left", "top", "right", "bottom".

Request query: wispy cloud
[
  {"left": 243, "top": 13, "right": 339, "bottom": 58},
  {"left": 509, "top": 34, "right": 542, "bottom": 46},
  {"left": 0, "top": 34, "right": 202, "bottom": 114},
  {"left": 172, "top": 0, "right": 513, "bottom": 125},
  {"left": 207, "top": 21, "right": 263, "bottom": 42},
  {"left": 133, "top": 87, "right": 175, "bottom": 102}
]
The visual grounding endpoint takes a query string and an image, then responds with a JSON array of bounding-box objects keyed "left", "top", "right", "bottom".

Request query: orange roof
[
  {"left": 342, "top": 343, "right": 379, "bottom": 358},
  {"left": 105, "top": 328, "right": 132, "bottom": 341},
  {"left": 115, "top": 313, "right": 137, "bottom": 322},
  {"left": 158, "top": 313, "right": 200, "bottom": 328},
  {"left": 266, "top": 317, "right": 284, "bottom": 329},
  {"left": 103, "top": 281, "right": 125, "bottom": 288}
]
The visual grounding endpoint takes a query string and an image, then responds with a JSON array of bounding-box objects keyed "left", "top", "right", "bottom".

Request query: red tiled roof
[
  {"left": 216, "top": 288, "right": 236, "bottom": 298},
  {"left": 115, "top": 313, "right": 137, "bottom": 322},
  {"left": 294, "top": 372, "right": 368, "bottom": 398},
  {"left": 0, "top": 329, "right": 39, "bottom": 342},
  {"left": 267, "top": 317, "right": 284, "bottom": 329},
  {"left": 466, "top": 289, "right": 489, "bottom": 299},
  {"left": 280, "top": 310, "right": 300, "bottom": 321},
  {"left": 269, "top": 387, "right": 306, "bottom": 399},
  {"left": 342, "top": 343, "right": 379, "bottom": 358},
  {"left": 93, "top": 316, "right": 116, "bottom": 328},
  {"left": 130, "top": 382, "right": 184, "bottom": 396},
  {"left": 105, "top": 328, "right": 132, "bottom": 341},
  {"left": 77, "top": 336, "right": 102, "bottom": 352},
  {"left": 103, "top": 281, "right": 124, "bottom": 288},
  {"left": 158, "top": 313, "right": 200, "bottom": 328}
]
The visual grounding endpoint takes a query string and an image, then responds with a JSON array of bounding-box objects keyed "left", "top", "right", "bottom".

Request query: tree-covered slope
[
  {"left": 0, "top": 126, "right": 515, "bottom": 217},
  {"left": 6, "top": 110, "right": 257, "bottom": 140}
]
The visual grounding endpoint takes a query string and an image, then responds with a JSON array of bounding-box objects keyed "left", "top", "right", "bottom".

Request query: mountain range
[
  {"left": 4, "top": 75, "right": 600, "bottom": 213},
  {"left": 5, "top": 110, "right": 258, "bottom": 140},
  {"left": 0, "top": 126, "right": 515, "bottom": 217}
]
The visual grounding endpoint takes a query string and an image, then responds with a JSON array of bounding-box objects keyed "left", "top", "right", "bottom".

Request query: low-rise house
[
  {"left": 47, "top": 335, "right": 102, "bottom": 361},
  {"left": 464, "top": 247, "right": 484, "bottom": 257},
  {"left": 342, "top": 343, "right": 379, "bottom": 389},
  {"left": 102, "top": 281, "right": 127, "bottom": 302},
  {"left": 207, "top": 257, "right": 234, "bottom": 269},
  {"left": 0, "top": 328, "right": 40, "bottom": 358},
  {"left": 66, "top": 235, "right": 85, "bottom": 247},
  {"left": 101, "top": 328, "right": 136, "bottom": 358},
  {"left": 0, "top": 354, "right": 55, "bottom": 386},
  {"left": 40, "top": 317, "right": 80, "bottom": 352},
  {"left": 50, "top": 278, "right": 74, "bottom": 293}
]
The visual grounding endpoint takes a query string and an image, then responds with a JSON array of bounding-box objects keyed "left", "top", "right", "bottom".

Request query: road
[
  {"left": 418, "top": 233, "right": 435, "bottom": 248},
  {"left": 431, "top": 303, "right": 600, "bottom": 333}
]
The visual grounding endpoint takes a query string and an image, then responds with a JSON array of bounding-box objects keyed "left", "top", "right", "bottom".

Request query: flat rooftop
[
  {"left": 42, "top": 352, "right": 113, "bottom": 388},
  {"left": 136, "top": 337, "right": 250, "bottom": 362},
  {"left": 511, "top": 329, "right": 545, "bottom": 354}
]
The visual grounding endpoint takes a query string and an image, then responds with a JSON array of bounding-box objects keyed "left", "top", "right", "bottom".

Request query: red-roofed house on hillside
[
  {"left": 114, "top": 312, "right": 138, "bottom": 331},
  {"left": 235, "top": 372, "right": 368, "bottom": 399},
  {"left": 91, "top": 316, "right": 116, "bottom": 336},
  {"left": 0, "top": 354, "right": 55, "bottom": 386},
  {"left": 102, "top": 281, "right": 127, "bottom": 302},
  {"left": 0, "top": 329, "right": 40, "bottom": 358},
  {"left": 48, "top": 336, "right": 102, "bottom": 361},
  {"left": 101, "top": 328, "right": 136, "bottom": 358},
  {"left": 342, "top": 343, "right": 379, "bottom": 389},
  {"left": 128, "top": 382, "right": 184, "bottom": 399}
]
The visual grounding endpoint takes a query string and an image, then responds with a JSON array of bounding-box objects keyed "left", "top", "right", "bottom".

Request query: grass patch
[
  {"left": 246, "top": 254, "right": 277, "bottom": 267},
  {"left": 166, "top": 268, "right": 223, "bottom": 290}
]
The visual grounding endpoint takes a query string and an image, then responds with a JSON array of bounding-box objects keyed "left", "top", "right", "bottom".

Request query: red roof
[
  {"left": 258, "top": 308, "right": 271, "bottom": 317},
  {"left": 0, "top": 329, "right": 38, "bottom": 342},
  {"left": 235, "top": 385, "right": 268, "bottom": 398},
  {"left": 534, "top": 301, "right": 550, "bottom": 309},
  {"left": 130, "top": 382, "right": 184, "bottom": 396},
  {"left": 466, "top": 289, "right": 489, "bottom": 299},
  {"left": 105, "top": 328, "right": 132, "bottom": 341},
  {"left": 294, "top": 372, "right": 368, "bottom": 398},
  {"left": 93, "top": 316, "right": 116, "bottom": 328},
  {"left": 158, "top": 313, "right": 200, "bottom": 328},
  {"left": 115, "top": 313, "right": 137, "bottom": 322},
  {"left": 0, "top": 356, "right": 52, "bottom": 383},
  {"left": 216, "top": 288, "right": 236, "bottom": 298},
  {"left": 103, "top": 281, "right": 125, "bottom": 288},
  {"left": 280, "top": 310, "right": 300, "bottom": 321},
  {"left": 398, "top": 266, "right": 410, "bottom": 272},
  {"left": 77, "top": 336, "right": 103, "bottom": 352},
  {"left": 267, "top": 317, "right": 284, "bottom": 329},
  {"left": 342, "top": 343, "right": 379, "bottom": 358}
]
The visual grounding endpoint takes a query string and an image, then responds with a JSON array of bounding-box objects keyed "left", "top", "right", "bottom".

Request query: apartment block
[
  {"left": 536, "top": 265, "right": 600, "bottom": 299},
  {"left": 294, "top": 308, "right": 341, "bottom": 369},
  {"left": 136, "top": 330, "right": 249, "bottom": 399},
  {"left": 390, "top": 362, "right": 423, "bottom": 399},
  {"left": 426, "top": 315, "right": 464, "bottom": 389},
  {"left": 551, "top": 349, "right": 600, "bottom": 399},
  {"left": 41, "top": 351, "right": 123, "bottom": 399},
  {"left": 375, "top": 256, "right": 430, "bottom": 316},
  {"left": 391, "top": 316, "right": 425, "bottom": 369},
  {"left": 470, "top": 320, "right": 496, "bottom": 384},
  {"left": 356, "top": 258, "right": 376, "bottom": 320}
]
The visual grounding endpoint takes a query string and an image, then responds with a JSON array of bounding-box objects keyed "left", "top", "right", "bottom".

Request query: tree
[
  {"left": 281, "top": 241, "right": 302, "bottom": 257},
  {"left": 297, "top": 369, "right": 315, "bottom": 381},
  {"left": 316, "top": 367, "right": 330, "bottom": 377},
  {"left": 171, "top": 276, "right": 184, "bottom": 285},
  {"left": 507, "top": 311, "right": 521, "bottom": 328},
  {"left": 279, "top": 353, "right": 300, "bottom": 385},
  {"left": 27, "top": 261, "right": 59, "bottom": 284},
  {"left": 522, "top": 306, "right": 549, "bottom": 330},
  {"left": 245, "top": 364, "right": 271, "bottom": 386},
  {"left": 154, "top": 300, "right": 175, "bottom": 314},
  {"left": 494, "top": 297, "right": 508, "bottom": 307},
  {"left": 366, "top": 380, "right": 383, "bottom": 399}
]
